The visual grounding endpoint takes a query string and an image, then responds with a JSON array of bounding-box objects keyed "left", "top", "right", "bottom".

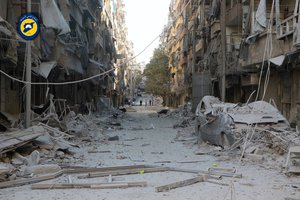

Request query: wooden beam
[
  {"left": 78, "top": 167, "right": 169, "bottom": 179},
  {"left": 0, "top": 171, "right": 64, "bottom": 189},
  {"left": 31, "top": 181, "right": 147, "bottom": 190},
  {"left": 0, "top": 165, "right": 148, "bottom": 189},
  {"left": 63, "top": 165, "right": 147, "bottom": 174},
  {"left": 155, "top": 176, "right": 204, "bottom": 192},
  {"left": 167, "top": 166, "right": 242, "bottom": 178}
]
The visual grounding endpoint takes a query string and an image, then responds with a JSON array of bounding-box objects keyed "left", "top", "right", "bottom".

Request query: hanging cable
[
  {"left": 0, "top": 31, "right": 162, "bottom": 85},
  {"left": 262, "top": 0, "right": 275, "bottom": 100},
  {"left": 255, "top": 0, "right": 275, "bottom": 101}
]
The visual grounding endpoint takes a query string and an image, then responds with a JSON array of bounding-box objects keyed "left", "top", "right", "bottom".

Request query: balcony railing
[{"left": 277, "top": 14, "right": 299, "bottom": 39}]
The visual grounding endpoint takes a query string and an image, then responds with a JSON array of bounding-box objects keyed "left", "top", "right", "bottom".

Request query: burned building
[
  {"left": 164, "top": 0, "right": 300, "bottom": 126},
  {"left": 0, "top": 0, "right": 132, "bottom": 120}
]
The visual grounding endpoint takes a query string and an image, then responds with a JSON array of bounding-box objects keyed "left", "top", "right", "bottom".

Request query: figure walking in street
[
  {"left": 149, "top": 100, "right": 152, "bottom": 106},
  {"left": 140, "top": 100, "right": 142, "bottom": 106}
]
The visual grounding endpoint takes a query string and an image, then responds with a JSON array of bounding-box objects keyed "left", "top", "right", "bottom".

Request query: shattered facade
[
  {"left": 164, "top": 0, "right": 300, "bottom": 126},
  {"left": 111, "top": 0, "right": 135, "bottom": 107},
  {"left": 0, "top": 0, "right": 133, "bottom": 119}
]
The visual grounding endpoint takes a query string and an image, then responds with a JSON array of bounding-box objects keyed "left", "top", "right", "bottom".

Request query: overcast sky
[{"left": 122, "top": 0, "right": 171, "bottom": 65}]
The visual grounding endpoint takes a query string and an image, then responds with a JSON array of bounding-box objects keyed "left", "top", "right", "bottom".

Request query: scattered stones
[
  {"left": 108, "top": 136, "right": 120, "bottom": 141},
  {"left": 27, "top": 150, "right": 40, "bottom": 166},
  {"left": 56, "top": 151, "right": 65, "bottom": 159},
  {"left": 245, "top": 154, "right": 265, "bottom": 163}
]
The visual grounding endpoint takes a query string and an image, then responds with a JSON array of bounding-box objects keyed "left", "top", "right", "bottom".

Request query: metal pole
[
  {"left": 131, "top": 68, "right": 133, "bottom": 102},
  {"left": 192, "top": 16, "right": 196, "bottom": 108},
  {"left": 25, "top": 0, "right": 32, "bottom": 128},
  {"left": 221, "top": 0, "right": 226, "bottom": 101}
]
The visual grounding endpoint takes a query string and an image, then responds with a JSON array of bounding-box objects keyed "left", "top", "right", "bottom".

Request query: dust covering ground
[{"left": 0, "top": 106, "right": 299, "bottom": 200}]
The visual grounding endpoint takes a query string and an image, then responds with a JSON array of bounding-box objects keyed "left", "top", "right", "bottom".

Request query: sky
[{"left": 122, "top": 0, "right": 171, "bottom": 66}]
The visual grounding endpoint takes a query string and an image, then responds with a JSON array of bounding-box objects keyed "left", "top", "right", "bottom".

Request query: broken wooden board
[
  {"left": 78, "top": 167, "right": 169, "bottom": 179},
  {"left": 31, "top": 181, "right": 147, "bottom": 189},
  {"left": 63, "top": 165, "right": 147, "bottom": 174},
  {"left": 162, "top": 166, "right": 242, "bottom": 178},
  {"left": 155, "top": 176, "right": 204, "bottom": 192},
  {"left": 0, "top": 171, "right": 64, "bottom": 189},
  {"left": 0, "top": 165, "right": 149, "bottom": 189},
  {"left": 0, "top": 126, "right": 46, "bottom": 155}
]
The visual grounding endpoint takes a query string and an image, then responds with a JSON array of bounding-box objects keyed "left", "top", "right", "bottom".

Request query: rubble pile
[
  {"left": 191, "top": 96, "right": 300, "bottom": 156},
  {"left": 0, "top": 96, "right": 126, "bottom": 185},
  {"left": 234, "top": 126, "right": 300, "bottom": 156},
  {"left": 170, "top": 103, "right": 196, "bottom": 129},
  {"left": 63, "top": 111, "right": 95, "bottom": 136},
  {"left": 169, "top": 102, "right": 193, "bottom": 118}
]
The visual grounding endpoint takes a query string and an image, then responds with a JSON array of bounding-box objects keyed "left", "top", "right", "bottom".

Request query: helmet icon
[
  {"left": 23, "top": 22, "right": 35, "bottom": 33},
  {"left": 17, "top": 13, "right": 40, "bottom": 40}
]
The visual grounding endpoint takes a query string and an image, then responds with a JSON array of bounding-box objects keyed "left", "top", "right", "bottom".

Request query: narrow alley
[{"left": 1, "top": 0, "right": 300, "bottom": 199}]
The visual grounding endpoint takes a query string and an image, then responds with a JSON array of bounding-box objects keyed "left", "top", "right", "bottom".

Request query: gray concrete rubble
[
  {"left": 193, "top": 96, "right": 299, "bottom": 151},
  {"left": 0, "top": 105, "right": 299, "bottom": 199},
  {"left": 0, "top": 100, "right": 130, "bottom": 184}
]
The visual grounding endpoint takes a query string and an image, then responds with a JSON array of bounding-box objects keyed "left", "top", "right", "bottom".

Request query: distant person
[
  {"left": 140, "top": 100, "right": 142, "bottom": 106},
  {"left": 149, "top": 100, "right": 152, "bottom": 106}
]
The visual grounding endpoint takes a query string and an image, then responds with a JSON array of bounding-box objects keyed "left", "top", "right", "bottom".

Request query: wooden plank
[
  {"left": 87, "top": 150, "right": 111, "bottom": 153},
  {"left": 0, "top": 165, "right": 154, "bottom": 189},
  {"left": 166, "top": 166, "right": 242, "bottom": 178},
  {"left": 63, "top": 165, "right": 147, "bottom": 174},
  {"left": 0, "top": 171, "right": 64, "bottom": 189},
  {"left": 0, "top": 165, "right": 149, "bottom": 189},
  {"left": 91, "top": 183, "right": 128, "bottom": 189},
  {"left": 155, "top": 176, "right": 204, "bottom": 192},
  {"left": 78, "top": 167, "right": 169, "bottom": 179},
  {"left": 31, "top": 181, "right": 147, "bottom": 190}
]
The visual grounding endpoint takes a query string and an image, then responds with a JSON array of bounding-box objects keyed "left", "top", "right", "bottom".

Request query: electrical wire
[
  {"left": 261, "top": 0, "right": 275, "bottom": 101},
  {"left": 0, "top": 67, "right": 116, "bottom": 85},
  {"left": 0, "top": 0, "right": 191, "bottom": 86},
  {"left": 255, "top": 0, "right": 275, "bottom": 101},
  {"left": 0, "top": 31, "right": 162, "bottom": 85}
]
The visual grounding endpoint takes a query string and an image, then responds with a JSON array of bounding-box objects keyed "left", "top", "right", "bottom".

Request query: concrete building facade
[
  {"left": 163, "top": 0, "right": 300, "bottom": 126},
  {"left": 0, "top": 0, "right": 133, "bottom": 118}
]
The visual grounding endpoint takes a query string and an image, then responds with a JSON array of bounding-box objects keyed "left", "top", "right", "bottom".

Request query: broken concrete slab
[
  {"left": 229, "top": 101, "right": 289, "bottom": 125},
  {"left": 22, "top": 164, "right": 61, "bottom": 176},
  {"left": 33, "top": 133, "right": 79, "bottom": 152},
  {"left": 0, "top": 126, "right": 46, "bottom": 155},
  {"left": 196, "top": 96, "right": 289, "bottom": 125},
  {"left": 12, "top": 150, "right": 40, "bottom": 166}
]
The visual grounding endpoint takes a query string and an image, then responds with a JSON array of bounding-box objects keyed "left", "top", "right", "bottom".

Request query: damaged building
[
  {"left": 0, "top": 0, "right": 133, "bottom": 124},
  {"left": 163, "top": 0, "right": 300, "bottom": 127}
]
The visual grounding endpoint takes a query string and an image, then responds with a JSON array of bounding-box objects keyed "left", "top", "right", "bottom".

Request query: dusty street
[{"left": 0, "top": 106, "right": 299, "bottom": 200}]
